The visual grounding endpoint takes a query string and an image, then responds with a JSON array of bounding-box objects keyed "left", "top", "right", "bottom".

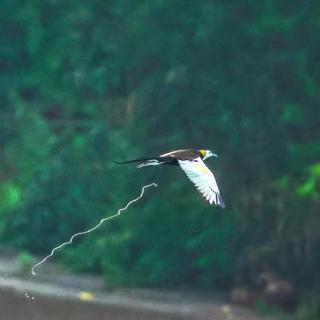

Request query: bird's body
[
  {"left": 160, "top": 149, "right": 203, "bottom": 161},
  {"left": 116, "top": 149, "right": 225, "bottom": 208}
]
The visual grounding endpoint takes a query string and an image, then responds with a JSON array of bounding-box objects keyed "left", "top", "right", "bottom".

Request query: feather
[{"left": 178, "top": 157, "right": 225, "bottom": 208}]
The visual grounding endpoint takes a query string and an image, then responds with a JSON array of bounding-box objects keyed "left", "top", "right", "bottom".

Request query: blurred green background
[{"left": 0, "top": 0, "right": 319, "bottom": 318}]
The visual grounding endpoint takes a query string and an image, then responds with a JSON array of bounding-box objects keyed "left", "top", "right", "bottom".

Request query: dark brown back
[{"left": 161, "top": 149, "right": 200, "bottom": 161}]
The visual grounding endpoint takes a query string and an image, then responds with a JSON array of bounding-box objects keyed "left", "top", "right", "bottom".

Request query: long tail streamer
[{"left": 31, "top": 183, "right": 158, "bottom": 275}]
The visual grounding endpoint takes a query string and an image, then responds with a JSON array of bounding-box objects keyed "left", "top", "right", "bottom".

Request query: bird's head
[{"left": 199, "top": 149, "right": 218, "bottom": 160}]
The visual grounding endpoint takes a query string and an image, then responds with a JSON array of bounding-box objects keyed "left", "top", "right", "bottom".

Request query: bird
[{"left": 116, "top": 149, "right": 225, "bottom": 208}]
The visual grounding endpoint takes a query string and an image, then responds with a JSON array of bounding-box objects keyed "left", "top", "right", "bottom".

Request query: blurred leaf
[
  {"left": 297, "top": 163, "right": 320, "bottom": 199},
  {"left": 0, "top": 182, "right": 22, "bottom": 212}
]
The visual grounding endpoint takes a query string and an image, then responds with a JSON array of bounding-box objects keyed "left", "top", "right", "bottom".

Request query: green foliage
[
  {"left": 16, "top": 251, "right": 36, "bottom": 271},
  {"left": 0, "top": 182, "right": 22, "bottom": 212},
  {"left": 294, "top": 294, "right": 320, "bottom": 320},
  {"left": 297, "top": 163, "right": 320, "bottom": 199},
  {"left": 253, "top": 298, "right": 287, "bottom": 318},
  {"left": 0, "top": 1, "right": 319, "bottom": 317}
]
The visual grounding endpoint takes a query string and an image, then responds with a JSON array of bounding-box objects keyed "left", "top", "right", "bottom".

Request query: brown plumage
[{"left": 115, "top": 149, "right": 207, "bottom": 165}]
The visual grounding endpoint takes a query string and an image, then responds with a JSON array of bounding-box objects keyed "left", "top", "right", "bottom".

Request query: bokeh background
[{"left": 0, "top": 1, "right": 319, "bottom": 319}]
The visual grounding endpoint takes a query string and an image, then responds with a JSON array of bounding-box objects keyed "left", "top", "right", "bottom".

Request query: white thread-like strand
[{"left": 31, "top": 183, "right": 158, "bottom": 275}]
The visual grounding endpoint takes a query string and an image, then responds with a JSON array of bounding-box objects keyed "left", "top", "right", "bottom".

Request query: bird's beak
[{"left": 213, "top": 153, "right": 218, "bottom": 157}]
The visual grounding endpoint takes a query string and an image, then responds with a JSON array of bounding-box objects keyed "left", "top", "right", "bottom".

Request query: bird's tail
[{"left": 115, "top": 156, "right": 174, "bottom": 168}]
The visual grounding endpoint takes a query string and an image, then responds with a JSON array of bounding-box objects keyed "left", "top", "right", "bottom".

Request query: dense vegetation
[{"left": 0, "top": 1, "right": 319, "bottom": 318}]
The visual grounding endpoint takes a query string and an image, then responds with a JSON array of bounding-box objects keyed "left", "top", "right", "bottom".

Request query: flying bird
[{"left": 116, "top": 149, "right": 225, "bottom": 208}]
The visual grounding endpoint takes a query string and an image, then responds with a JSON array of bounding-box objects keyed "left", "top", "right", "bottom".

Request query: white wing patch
[{"left": 178, "top": 157, "right": 225, "bottom": 207}]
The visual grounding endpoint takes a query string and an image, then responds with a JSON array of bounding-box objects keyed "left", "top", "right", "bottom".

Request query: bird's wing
[{"left": 178, "top": 158, "right": 225, "bottom": 207}]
